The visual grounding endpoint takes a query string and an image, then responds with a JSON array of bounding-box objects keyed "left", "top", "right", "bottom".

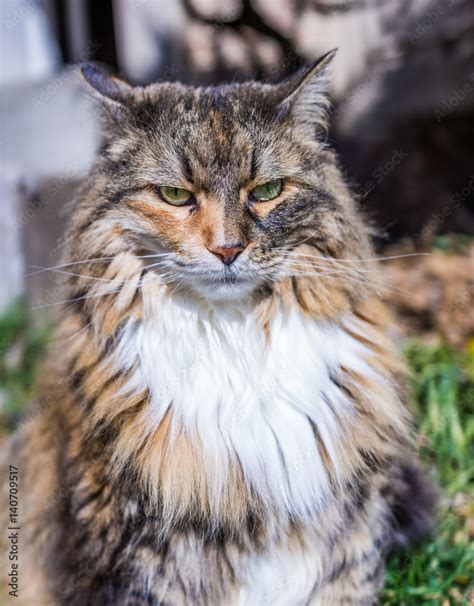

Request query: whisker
[
  {"left": 55, "top": 320, "right": 94, "bottom": 343},
  {"left": 34, "top": 267, "right": 187, "bottom": 310},
  {"left": 279, "top": 269, "right": 413, "bottom": 297},
  {"left": 27, "top": 253, "right": 174, "bottom": 276},
  {"left": 276, "top": 251, "right": 430, "bottom": 264},
  {"left": 27, "top": 261, "right": 175, "bottom": 285},
  {"left": 33, "top": 290, "right": 125, "bottom": 310},
  {"left": 280, "top": 260, "right": 382, "bottom": 275},
  {"left": 27, "top": 268, "right": 133, "bottom": 284}
]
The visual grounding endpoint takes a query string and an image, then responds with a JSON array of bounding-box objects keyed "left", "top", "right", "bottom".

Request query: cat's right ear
[
  {"left": 275, "top": 50, "right": 336, "bottom": 135},
  {"left": 81, "top": 63, "right": 134, "bottom": 121}
]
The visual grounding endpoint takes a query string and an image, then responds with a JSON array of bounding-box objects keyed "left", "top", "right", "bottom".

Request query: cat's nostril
[{"left": 208, "top": 243, "right": 247, "bottom": 266}]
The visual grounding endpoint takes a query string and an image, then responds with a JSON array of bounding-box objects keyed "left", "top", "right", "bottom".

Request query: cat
[{"left": 0, "top": 51, "right": 435, "bottom": 605}]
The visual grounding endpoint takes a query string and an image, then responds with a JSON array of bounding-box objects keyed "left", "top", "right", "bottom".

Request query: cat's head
[{"left": 77, "top": 52, "right": 371, "bottom": 302}]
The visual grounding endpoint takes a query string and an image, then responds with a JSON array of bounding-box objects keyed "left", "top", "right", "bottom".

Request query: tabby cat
[{"left": 1, "top": 51, "right": 434, "bottom": 605}]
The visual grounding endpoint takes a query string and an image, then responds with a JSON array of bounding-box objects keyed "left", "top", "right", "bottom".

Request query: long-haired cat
[{"left": 1, "top": 51, "right": 434, "bottom": 605}]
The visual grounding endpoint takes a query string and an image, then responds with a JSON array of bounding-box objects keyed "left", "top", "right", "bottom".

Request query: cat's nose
[{"left": 208, "top": 243, "right": 247, "bottom": 266}]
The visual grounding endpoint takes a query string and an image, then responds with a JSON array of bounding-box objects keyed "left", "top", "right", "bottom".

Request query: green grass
[
  {"left": 0, "top": 300, "right": 51, "bottom": 432},
  {"left": 432, "top": 233, "right": 472, "bottom": 254},
  {"left": 0, "top": 303, "right": 473, "bottom": 603},
  {"left": 383, "top": 343, "right": 474, "bottom": 605}
]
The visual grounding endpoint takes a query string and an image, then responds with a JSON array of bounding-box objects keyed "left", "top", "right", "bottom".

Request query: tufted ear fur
[
  {"left": 81, "top": 63, "right": 136, "bottom": 121},
  {"left": 276, "top": 49, "right": 337, "bottom": 136}
]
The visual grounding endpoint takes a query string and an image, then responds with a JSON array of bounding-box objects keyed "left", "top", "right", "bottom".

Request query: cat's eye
[
  {"left": 250, "top": 179, "right": 283, "bottom": 202},
  {"left": 158, "top": 186, "right": 194, "bottom": 206}
]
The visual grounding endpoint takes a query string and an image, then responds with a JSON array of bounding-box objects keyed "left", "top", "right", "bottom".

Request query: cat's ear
[
  {"left": 81, "top": 63, "right": 134, "bottom": 120},
  {"left": 276, "top": 49, "right": 336, "bottom": 134}
]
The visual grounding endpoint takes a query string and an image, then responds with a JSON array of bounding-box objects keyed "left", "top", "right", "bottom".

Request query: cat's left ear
[
  {"left": 81, "top": 63, "right": 135, "bottom": 120},
  {"left": 276, "top": 49, "right": 336, "bottom": 134}
]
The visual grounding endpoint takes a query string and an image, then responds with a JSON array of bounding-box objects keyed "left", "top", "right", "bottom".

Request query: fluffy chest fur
[{"left": 116, "top": 290, "right": 381, "bottom": 524}]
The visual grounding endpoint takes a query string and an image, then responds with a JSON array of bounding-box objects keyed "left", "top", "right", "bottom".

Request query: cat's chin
[{"left": 186, "top": 275, "right": 260, "bottom": 302}]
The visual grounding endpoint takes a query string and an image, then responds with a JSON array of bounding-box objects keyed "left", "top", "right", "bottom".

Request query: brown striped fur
[{"left": 0, "top": 54, "right": 435, "bottom": 605}]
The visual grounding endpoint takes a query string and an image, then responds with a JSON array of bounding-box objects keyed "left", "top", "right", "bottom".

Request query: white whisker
[
  {"left": 276, "top": 251, "right": 430, "bottom": 264},
  {"left": 27, "top": 253, "right": 174, "bottom": 276},
  {"left": 279, "top": 269, "right": 412, "bottom": 297}
]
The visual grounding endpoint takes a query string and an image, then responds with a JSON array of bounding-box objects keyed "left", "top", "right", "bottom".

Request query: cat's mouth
[
  {"left": 139, "top": 245, "right": 266, "bottom": 300},
  {"left": 207, "top": 267, "right": 241, "bottom": 285},
  {"left": 175, "top": 266, "right": 262, "bottom": 300},
  {"left": 194, "top": 268, "right": 254, "bottom": 288}
]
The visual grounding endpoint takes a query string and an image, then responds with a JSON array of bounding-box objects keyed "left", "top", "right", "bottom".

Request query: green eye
[
  {"left": 250, "top": 179, "right": 283, "bottom": 202},
  {"left": 159, "top": 186, "right": 193, "bottom": 206}
]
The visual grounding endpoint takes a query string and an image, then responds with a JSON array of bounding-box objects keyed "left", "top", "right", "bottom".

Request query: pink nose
[{"left": 207, "top": 243, "right": 246, "bottom": 266}]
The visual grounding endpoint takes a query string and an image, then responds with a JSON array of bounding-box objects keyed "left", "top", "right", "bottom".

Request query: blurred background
[{"left": 0, "top": 0, "right": 473, "bottom": 602}]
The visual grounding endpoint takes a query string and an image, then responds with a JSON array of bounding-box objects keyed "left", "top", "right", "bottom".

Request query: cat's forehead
[
  {"left": 145, "top": 82, "right": 277, "bottom": 136},
  {"left": 138, "top": 83, "right": 286, "bottom": 184}
]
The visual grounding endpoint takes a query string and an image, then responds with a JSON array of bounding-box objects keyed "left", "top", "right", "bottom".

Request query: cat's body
[{"left": 1, "top": 53, "right": 434, "bottom": 605}]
